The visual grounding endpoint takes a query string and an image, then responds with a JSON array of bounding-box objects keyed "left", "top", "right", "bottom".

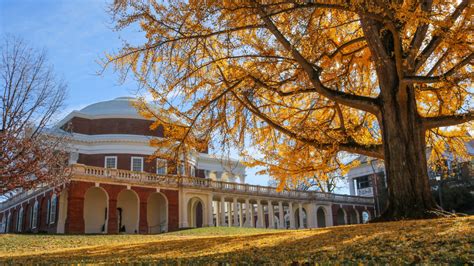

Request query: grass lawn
[{"left": 1, "top": 216, "right": 472, "bottom": 264}]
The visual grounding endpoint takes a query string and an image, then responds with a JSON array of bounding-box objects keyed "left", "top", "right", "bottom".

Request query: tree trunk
[
  {"left": 360, "top": 17, "right": 444, "bottom": 221},
  {"left": 377, "top": 83, "right": 441, "bottom": 220}
]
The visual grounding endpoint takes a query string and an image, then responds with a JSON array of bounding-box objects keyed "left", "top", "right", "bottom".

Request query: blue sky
[{"left": 0, "top": 0, "right": 351, "bottom": 192}]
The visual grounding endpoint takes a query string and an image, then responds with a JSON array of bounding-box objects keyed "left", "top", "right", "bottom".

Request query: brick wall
[
  {"left": 65, "top": 117, "right": 164, "bottom": 137},
  {"left": 0, "top": 190, "right": 59, "bottom": 234}
]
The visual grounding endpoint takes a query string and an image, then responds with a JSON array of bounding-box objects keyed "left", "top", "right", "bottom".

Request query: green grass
[{"left": 1, "top": 217, "right": 473, "bottom": 264}]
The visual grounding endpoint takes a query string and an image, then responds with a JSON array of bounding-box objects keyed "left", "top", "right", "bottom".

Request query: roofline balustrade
[{"left": 0, "top": 164, "right": 373, "bottom": 211}]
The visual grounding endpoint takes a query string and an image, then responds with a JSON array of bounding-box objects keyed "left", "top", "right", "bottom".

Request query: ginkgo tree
[{"left": 105, "top": 0, "right": 473, "bottom": 220}]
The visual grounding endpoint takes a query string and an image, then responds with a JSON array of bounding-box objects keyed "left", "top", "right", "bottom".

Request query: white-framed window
[
  {"left": 104, "top": 156, "right": 117, "bottom": 169},
  {"left": 131, "top": 157, "right": 144, "bottom": 172},
  {"left": 49, "top": 194, "right": 57, "bottom": 225},
  {"left": 31, "top": 201, "right": 38, "bottom": 229},
  {"left": 156, "top": 159, "right": 167, "bottom": 175},
  {"left": 17, "top": 207, "right": 23, "bottom": 232}
]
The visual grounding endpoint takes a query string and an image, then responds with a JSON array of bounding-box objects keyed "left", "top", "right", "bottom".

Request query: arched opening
[
  {"left": 316, "top": 207, "right": 326, "bottom": 228},
  {"left": 187, "top": 197, "right": 204, "bottom": 228},
  {"left": 348, "top": 209, "right": 358, "bottom": 224},
  {"left": 272, "top": 215, "right": 279, "bottom": 229},
  {"left": 294, "top": 208, "right": 307, "bottom": 228},
  {"left": 362, "top": 211, "right": 370, "bottom": 223},
  {"left": 84, "top": 186, "right": 109, "bottom": 234},
  {"left": 336, "top": 208, "right": 346, "bottom": 226},
  {"left": 116, "top": 189, "right": 139, "bottom": 234},
  {"left": 284, "top": 213, "right": 290, "bottom": 229},
  {"left": 147, "top": 192, "right": 168, "bottom": 233}
]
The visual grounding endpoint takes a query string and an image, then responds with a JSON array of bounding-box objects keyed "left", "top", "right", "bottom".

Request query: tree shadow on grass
[
  {"left": 3, "top": 231, "right": 295, "bottom": 264},
  {"left": 4, "top": 218, "right": 472, "bottom": 264}
]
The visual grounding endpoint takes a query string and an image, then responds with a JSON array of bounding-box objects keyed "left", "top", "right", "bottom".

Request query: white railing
[
  {"left": 74, "top": 164, "right": 373, "bottom": 205},
  {"left": 1, "top": 164, "right": 373, "bottom": 211}
]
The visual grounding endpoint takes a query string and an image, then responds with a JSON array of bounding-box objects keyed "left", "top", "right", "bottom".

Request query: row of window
[
  {"left": 3, "top": 194, "right": 57, "bottom": 233},
  {"left": 104, "top": 156, "right": 195, "bottom": 176}
]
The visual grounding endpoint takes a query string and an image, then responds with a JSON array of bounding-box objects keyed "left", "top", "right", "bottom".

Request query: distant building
[{"left": 347, "top": 141, "right": 474, "bottom": 216}]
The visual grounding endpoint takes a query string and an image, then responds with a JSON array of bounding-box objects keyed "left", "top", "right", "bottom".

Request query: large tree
[
  {"left": 105, "top": 0, "right": 473, "bottom": 220},
  {"left": 1, "top": 36, "right": 69, "bottom": 195}
]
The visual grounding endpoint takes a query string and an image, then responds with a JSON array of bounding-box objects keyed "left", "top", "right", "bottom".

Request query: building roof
[
  {"left": 55, "top": 97, "right": 187, "bottom": 129},
  {"left": 55, "top": 97, "right": 148, "bottom": 129},
  {"left": 78, "top": 97, "right": 141, "bottom": 118}
]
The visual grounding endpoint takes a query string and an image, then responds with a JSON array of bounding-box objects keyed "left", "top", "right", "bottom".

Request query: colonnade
[{"left": 182, "top": 193, "right": 336, "bottom": 229}]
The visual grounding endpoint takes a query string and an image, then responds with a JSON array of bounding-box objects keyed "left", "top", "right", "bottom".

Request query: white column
[
  {"left": 220, "top": 197, "right": 226, "bottom": 226},
  {"left": 207, "top": 195, "right": 214, "bottom": 227},
  {"left": 256, "top": 200, "right": 264, "bottom": 228},
  {"left": 250, "top": 201, "right": 255, "bottom": 227},
  {"left": 354, "top": 207, "right": 360, "bottom": 224},
  {"left": 179, "top": 188, "right": 188, "bottom": 228},
  {"left": 278, "top": 201, "right": 285, "bottom": 229},
  {"left": 267, "top": 201, "right": 274, "bottom": 229},
  {"left": 245, "top": 199, "right": 251, "bottom": 227},
  {"left": 215, "top": 201, "right": 220, "bottom": 226},
  {"left": 239, "top": 202, "right": 243, "bottom": 227},
  {"left": 298, "top": 203, "right": 305, "bottom": 229},
  {"left": 306, "top": 204, "right": 317, "bottom": 228},
  {"left": 227, "top": 202, "right": 232, "bottom": 227},
  {"left": 289, "top": 202, "right": 295, "bottom": 229},
  {"left": 326, "top": 205, "right": 334, "bottom": 227},
  {"left": 233, "top": 198, "right": 239, "bottom": 226}
]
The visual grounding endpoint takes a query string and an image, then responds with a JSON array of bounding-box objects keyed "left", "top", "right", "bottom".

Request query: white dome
[
  {"left": 78, "top": 97, "right": 143, "bottom": 119},
  {"left": 54, "top": 97, "right": 183, "bottom": 129}
]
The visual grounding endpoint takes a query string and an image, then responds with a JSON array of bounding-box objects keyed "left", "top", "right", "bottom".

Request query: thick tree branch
[
  {"left": 407, "top": 0, "right": 433, "bottom": 65},
  {"left": 423, "top": 112, "right": 474, "bottom": 129},
  {"left": 385, "top": 23, "right": 405, "bottom": 80},
  {"left": 254, "top": 2, "right": 380, "bottom": 115},
  {"left": 230, "top": 88, "right": 383, "bottom": 159}
]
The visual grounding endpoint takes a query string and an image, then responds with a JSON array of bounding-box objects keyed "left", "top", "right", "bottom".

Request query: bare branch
[{"left": 1, "top": 36, "right": 69, "bottom": 193}]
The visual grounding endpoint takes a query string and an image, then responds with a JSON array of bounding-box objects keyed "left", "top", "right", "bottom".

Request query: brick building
[{"left": 0, "top": 97, "right": 374, "bottom": 234}]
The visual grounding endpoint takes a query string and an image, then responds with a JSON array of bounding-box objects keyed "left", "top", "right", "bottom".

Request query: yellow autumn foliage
[{"left": 102, "top": 1, "right": 473, "bottom": 198}]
